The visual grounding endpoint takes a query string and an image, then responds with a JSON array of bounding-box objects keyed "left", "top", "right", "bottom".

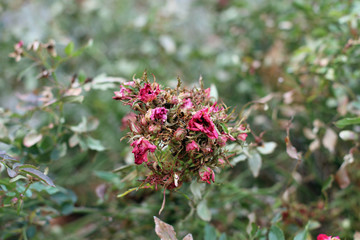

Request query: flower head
[
  {"left": 113, "top": 85, "right": 132, "bottom": 100},
  {"left": 131, "top": 138, "right": 156, "bottom": 165},
  {"left": 151, "top": 107, "right": 168, "bottom": 122},
  {"left": 218, "top": 133, "right": 236, "bottom": 146},
  {"left": 186, "top": 140, "right": 200, "bottom": 152},
  {"left": 139, "top": 83, "right": 160, "bottom": 102},
  {"left": 181, "top": 98, "right": 193, "bottom": 110},
  {"left": 188, "top": 108, "right": 218, "bottom": 139},
  {"left": 199, "top": 167, "right": 215, "bottom": 184},
  {"left": 317, "top": 234, "right": 340, "bottom": 240}
]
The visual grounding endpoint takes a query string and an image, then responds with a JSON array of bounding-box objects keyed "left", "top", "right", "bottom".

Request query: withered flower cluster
[{"left": 114, "top": 72, "right": 248, "bottom": 190}]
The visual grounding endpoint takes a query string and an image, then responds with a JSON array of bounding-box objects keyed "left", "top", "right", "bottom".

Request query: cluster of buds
[
  {"left": 9, "top": 39, "right": 57, "bottom": 62},
  {"left": 114, "top": 72, "right": 248, "bottom": 190}
]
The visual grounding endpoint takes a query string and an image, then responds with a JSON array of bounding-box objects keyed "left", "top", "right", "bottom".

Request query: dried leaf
[
  {"left": 183, "top": 234, "right": 193, "bottom": 240},
  {"left": 309, "top": 139, "right": 320, "bottom": 152},
  {"left": 23, "top": 131, "right": 43, "bottom": 147},
  {"left": 335, "top": 167, "right": 350, "bottom": 189},
  {"left": 257, "top": 142, "right": 277, "bottom": 155},
  {"left": 154, "top": 216, "right": 177, "bottom": 240},
  {"left": 285, "top": 119, "right": 301, "bottom": 161},
  {"left": 285, "top": 137, "right": 301, "bottom": 160},
  {"left": 339, "top": 130, "right": 357, "bottom": 141},
  {"left": 248, "top": 151, "right": 262, "bottom": 177},
  {"left": 322, "top": 128, "right": 337, "bottom": 153}
]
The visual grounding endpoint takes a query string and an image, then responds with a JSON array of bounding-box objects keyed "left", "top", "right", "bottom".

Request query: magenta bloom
[
  {"left": 237, "top": 133, "right": 248, "bottom": 141},
  {"left": 188, "top": 108, "right": 218, "bottom": 139},
  {"left": 139, "top": 83, "right": 160, "bottom": 102},
  {"left": 131, "top": 138, "right": 156, "bottom": 165},
  {"left": 237, "top": 124, "right": 247, "bottom": 141},
  {"left": 218, "top": 133, "right": 236, "bottom": 146},
  {"left": 186, "top": 140, "right": 200, "bottom": 152},
  {"left": 317, "top": 234, "right": 340, "bottom": 240},
  {"left": 199, "top": 167, "right": 215, "bottom": 184},
  {"left": 150, "top": 107, "right": 168, "bottom": 122},
  {"left": 113, "top": 85, "right": 132, "bottom": 100},
  {"left": 181, "top": 98, "right": 193, "bottom": 110}
]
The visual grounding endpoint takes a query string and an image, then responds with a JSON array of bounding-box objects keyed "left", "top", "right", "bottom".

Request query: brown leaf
[
  {"left": 154, "top": 216, "right": 177, "bottom": 240},
  {"left": 322, "top": 128, "right": 337, "bottom": 153},
  {"left": 335, "top": 167, "right": 351, "bottom": 189},
  {"left": 23, "top": 132, "right": 43, "bottom": 147},
  {"left": 285, "top": 119, "right": 301, "bottom": 161},
  {"left": 182, "top": 234, "right": 193, "bottom": 240}
]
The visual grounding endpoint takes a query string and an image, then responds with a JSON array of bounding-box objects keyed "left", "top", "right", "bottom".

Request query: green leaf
[
  {"left": 204, "top": 224, "right": 217, "bottom": 240},
  {"left": 197, "top": 200, "right": 211, "bottom": 221},
  {"left": 322, "top": 175, "right": 334, "bottom": 192},
  {"left": 20, "top": 168, "right": 55, "bottom": 187},
  {"left": 61, "top": 95, "right": 84, "bottom": 103},
  {"left": 219, "top": 233, "right": 227, "bottom": 240},
  {"left": 269, "top": 225, "right": 285, "bottom": 240},
  {"left": 86, "top": 137, "right": 106, "bottom": 151},
  {"left": 334, "top": 117, "right": 360, "bottom": 128},
  {"left": 64, "top": 42, "right": 74, "bottom": 56},
  {"left": 94, "top": 171, "right": 118, "bottom": 182},
  {"left": 50, "top": 143, "right": 67, "bottom": 161},
  {"left": 293, "top": 229, "right": 307, "bottom": 240},
  {"left": 190, "top": 181, "right": 205, "bottom": 200}
]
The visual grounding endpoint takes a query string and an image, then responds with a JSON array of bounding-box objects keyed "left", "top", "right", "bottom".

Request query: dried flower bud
[
  {"left": 129, "top": 121, "right": 142, "bottom": 134},
  {"left": 149, "top": 124, "right": 161, "bottom": 133},
  {"left": 174, "top": 128, "right": 186, "bottom": 141},
  {"left": 186, "top": 140, "right": 200, "bottom": 152},
  {"left": 199, "top": 167, "right": 215, "bottom": 184}
]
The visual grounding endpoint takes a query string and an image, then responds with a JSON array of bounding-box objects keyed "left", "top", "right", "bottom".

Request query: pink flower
[
  {"left": 149, "top": 124, "right": 161, "bottom": 132},
  {"left": 16, "top": 40, "right": 23, "bottom": 48},
  {"left": 188, "top": 108, "right": 218, "bottom": 139},
  {"left": 139, "top": 83, "right": 160, "bottom": 102},
  {"left": 204, "top": 88, "right": 211, "bottom": 98},
  {"left": 123, "top": 81, "right": 135, "bottom": 87},
  {"left": 317, "top": 234, "right": 340, "bottom": 240},
  {"left": 150, "top": 107, "right": 168, "bottom": 122},
  {"left": 209, "top": 102, "right": 220, "bottom": 113},
  {"left": 199, "top": 167, "right": 215, "bottom": 184},
  {"left": 113, "top": 85, "right": 132, "bottom": 100},
  {"left": 218, "top": 133, "right": 236, "bottom": 146},
  {"left": 238, "top": 124, "right": 246, "bottom": 131},
  {"left": 237, "top": 124, "right": 248, "bottom": 141},
  {"left": 130, "top": 138, "right": 156, "bottom": 165},
  {"left": 237, "top": 133, "right": 248, "bottom": 141},
  {"left": 218, "top": 158, "right": 225, "bottom": 165},
  {"left": 181, "top": 98, "right": 193, "bottom": 110},
  {"left": 186, "top": 140, "right": 200, "bottom": 152}
]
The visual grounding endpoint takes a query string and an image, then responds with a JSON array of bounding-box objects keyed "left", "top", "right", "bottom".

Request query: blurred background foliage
[{"left": 1, "top": 0, "right": 360, "bottom": 239}]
